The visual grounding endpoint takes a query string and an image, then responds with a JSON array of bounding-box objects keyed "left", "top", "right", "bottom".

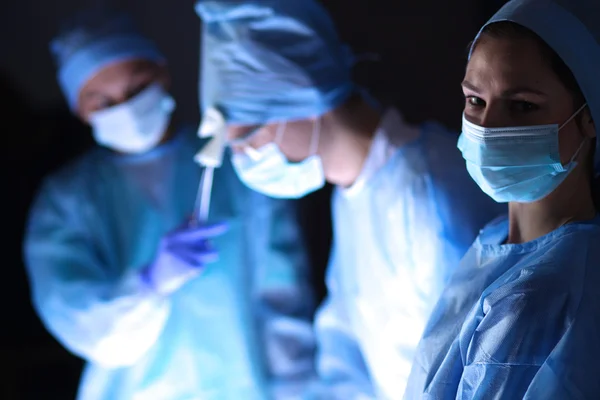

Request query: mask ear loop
[
  {"left": 569, "top": 138, "right": 587, "bottom": 164},
  {"left": 309, "top": 117, "right": 321, "bottom": 156},
  {"left": 559, "top": 103, "right": 588, "bottom": 130},
  {"left": 275, "top": 121, "right": 287, "bottom": 144},
  {"left": 559, "top": 103, "right": 590, "bottom": 166}
]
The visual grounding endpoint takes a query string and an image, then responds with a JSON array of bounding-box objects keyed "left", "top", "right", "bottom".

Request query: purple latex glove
[{"left": 141, "top": 222, "right": 228, "bottom": 295}]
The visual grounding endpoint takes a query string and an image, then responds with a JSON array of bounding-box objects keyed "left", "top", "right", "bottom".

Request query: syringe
[
  {"left": 192, "top": 165, "right": 215, "bottom": 224},
  {"left": 192, "top": 107, "right": 227, "bottom": 224}
]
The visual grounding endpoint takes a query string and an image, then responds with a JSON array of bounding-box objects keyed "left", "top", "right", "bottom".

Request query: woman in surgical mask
[{"left": 404, "top": 0, "right": 600, "bottom": 398}]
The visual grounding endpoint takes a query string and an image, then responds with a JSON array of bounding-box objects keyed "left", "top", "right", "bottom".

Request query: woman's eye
[
  {"left": 466, "top": 96, "right": 485, "bottom": 107},
  {"left": 512, "top": 101, "right": 539, "bottom": 113}
]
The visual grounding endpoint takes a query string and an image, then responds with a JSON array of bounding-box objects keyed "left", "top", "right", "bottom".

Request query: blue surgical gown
[
  {"left": 24, "top": 126, "right": 316, "bottom": 400},
  {"left": 404, "top": 214, "right": 600, "bottom": 399},
  {"left": 313, "top": 109, "right": 505, "bottom": 399}
]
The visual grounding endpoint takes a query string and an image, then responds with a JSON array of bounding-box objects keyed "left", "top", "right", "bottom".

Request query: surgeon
[
  {"left": 24, "top": 8, "right": 316, "bottom": 400},
  {"left": 404, "top": 0, "right": 600, "bottom": 398},
  {"left": 195, "top": 1, "right": 505, "bottom": 397}
]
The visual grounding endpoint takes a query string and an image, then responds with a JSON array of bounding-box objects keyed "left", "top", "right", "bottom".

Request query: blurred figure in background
[
  {"left": 23, "top": 8, "right": 316, "bottom": 400},
  {"left": 195, "top": 0, "right": 505, "bottom": 398}
]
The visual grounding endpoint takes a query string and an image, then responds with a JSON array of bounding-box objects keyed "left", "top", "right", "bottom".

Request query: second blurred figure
[{"left": 195, "top": 0, "right": 505, "bottom": 398}]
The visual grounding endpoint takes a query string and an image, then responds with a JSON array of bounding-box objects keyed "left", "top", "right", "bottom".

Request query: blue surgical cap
[
  {"left": 195, "top": 0, "right": 354, "bottom": 126},
  {"left": 50, "top": 9, "right": 165, "bottom": 110},
  {"left": 472, "top": 0, "right": 600, "bottom": 164}
]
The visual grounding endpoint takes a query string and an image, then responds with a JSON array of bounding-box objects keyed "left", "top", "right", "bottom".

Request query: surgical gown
[
  {"left": 404, "top": 215, "right": 600, "bottom": 399},
  {"left": 24, "top": 126, "right": 316, "bottom": 400},
  {"left": 313, "top": 109, "right": 505, "bottom": 399}
]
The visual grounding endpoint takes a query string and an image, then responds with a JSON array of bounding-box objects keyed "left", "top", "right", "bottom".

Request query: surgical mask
[
  {"left": 458, "top": 103, "right": 588, "bottom": 203},
  {"left": 231, "top": 119, "right": 325, "bottom": 199},
  {"left": 89, "top": 83, "right": 175, "bottom": 153}
]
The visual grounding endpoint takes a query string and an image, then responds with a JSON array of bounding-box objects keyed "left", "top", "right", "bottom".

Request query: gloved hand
[{"left": 141, "top": 222, "right": 228, "bottom": 295}]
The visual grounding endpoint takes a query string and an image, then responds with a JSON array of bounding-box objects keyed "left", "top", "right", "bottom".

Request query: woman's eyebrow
[
  {"left": 461, "top": 80, "right": 480, "bottom": 93},
  {"left": 462, "top": 80, "right": 547, "bottom": 97},
  {"left": 501, "top": 86, "right": 548, "bottom": 97}
]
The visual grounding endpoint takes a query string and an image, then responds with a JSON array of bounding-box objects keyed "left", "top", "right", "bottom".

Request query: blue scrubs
[{"left": 405, "top": 215, "right": 600, "bottom": 399}]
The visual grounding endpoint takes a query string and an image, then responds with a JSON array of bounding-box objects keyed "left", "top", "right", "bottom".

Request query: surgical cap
[
  {"left": 472, "top": 0, "right": 600, "bottom": 164},
  {"left": 50, "top": 9, "right": 165, "bottom": 110},
  {"left": 195, "top": 0, "right": 354, "bottom": 126}
]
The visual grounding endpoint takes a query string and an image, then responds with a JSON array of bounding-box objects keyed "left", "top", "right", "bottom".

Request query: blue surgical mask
[
  {"left": 89, "top": 83, "right": 175, "bottom": 153},
  {"left": 458, "top": 103, "right": 588, "bottom": 203},
  {"left": 231, "top": 119, "right": 325, "bottom": 199}
]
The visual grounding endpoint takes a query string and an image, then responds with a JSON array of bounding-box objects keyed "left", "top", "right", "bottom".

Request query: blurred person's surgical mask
[
  {"left": 89, "top": 83, "right": 175, "bottom": 153},
  {"left": 231, "top": 120, "right": 325, "bottom": 199}
]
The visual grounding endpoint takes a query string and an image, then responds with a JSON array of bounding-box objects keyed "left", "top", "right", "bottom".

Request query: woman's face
[{"left": 463, "top": 34, "right": 595, "bottom": 165}]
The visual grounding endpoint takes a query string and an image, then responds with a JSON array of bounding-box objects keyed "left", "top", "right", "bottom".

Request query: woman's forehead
[{"left": 466, "top": 37, "right": 555, "bottom": 88}]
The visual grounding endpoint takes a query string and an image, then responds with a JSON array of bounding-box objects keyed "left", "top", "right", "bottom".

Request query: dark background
[{"left": 1, "top": 0, "right": 507, "bottom": 398}]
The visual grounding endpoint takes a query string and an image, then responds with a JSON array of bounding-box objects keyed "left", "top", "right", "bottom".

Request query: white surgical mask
[
  {"left": 231, "top": 119, "right": 326, "bottom": 199},
  {"left": 89, "top": 83, "right": 175, "bottom": 153}
]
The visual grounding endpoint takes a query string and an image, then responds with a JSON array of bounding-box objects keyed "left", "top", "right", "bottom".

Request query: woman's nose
[{"left": 479, "top": 104, "right": 508, "bottom": 128}]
